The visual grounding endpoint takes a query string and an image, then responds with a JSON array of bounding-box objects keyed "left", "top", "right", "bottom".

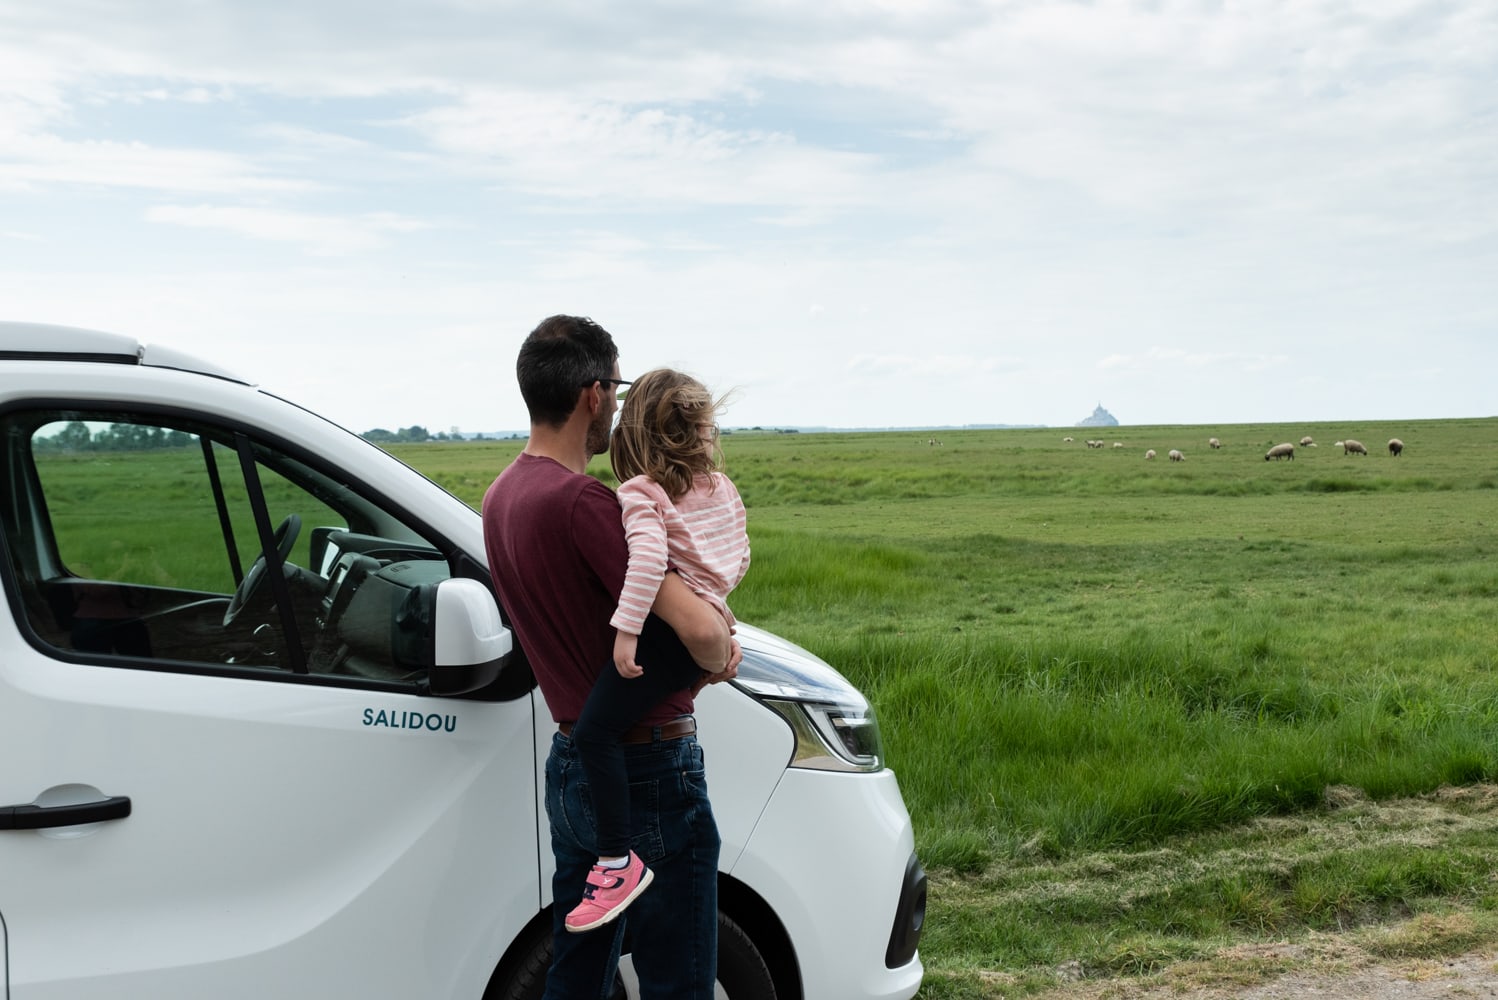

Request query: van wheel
[
  {"left": 487, "top": 911, "right": 777, "bottom": 1000},
  {"left": 709, "top": 912, "right": 777, "bottom": 998}
]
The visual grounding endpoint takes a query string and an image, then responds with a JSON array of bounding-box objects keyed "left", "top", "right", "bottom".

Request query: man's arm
[{"left": 653, "top": 572, "right": 736, "bottom": 672}]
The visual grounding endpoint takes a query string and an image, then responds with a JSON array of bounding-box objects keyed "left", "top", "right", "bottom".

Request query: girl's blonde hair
[{"left": 610, "top": 368, "right": 723, "bottom": 500}]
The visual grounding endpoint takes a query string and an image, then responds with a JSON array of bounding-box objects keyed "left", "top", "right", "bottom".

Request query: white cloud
[
  {"left": 1097, "top": 348, "right": 1291, "bottom": 374},
  {"left": 144, "top": 204, "right": 438, "bottom": 256},
  {"left": 848, "top": 353, "right": 1023, "bottom": 378},
  {"left": 400, "top": 92, "right": 887, "bottom": 217},
  {"left": 0, "top": 133, "right": 310, "bottom": 196}
]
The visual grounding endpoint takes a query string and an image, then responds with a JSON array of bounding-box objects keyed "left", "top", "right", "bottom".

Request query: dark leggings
[{"left": 570, "top": 619, "right": 703, "bottom": 857}]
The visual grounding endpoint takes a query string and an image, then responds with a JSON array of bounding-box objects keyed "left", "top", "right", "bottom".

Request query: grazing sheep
[
  {"left": 1113, "top": 441, "right": 1124, "bottom": 449},
  {"left": 1145, "top": 449, "right": 1157, "bottom": 460},
  {"left": 1264, "top": 442, "right": 1295, "bottom": 461},
  {"left": 1388, "top": 438, "right": 1404, "bottom": 457},
  {"left": 1333, "top": 441, "right": 1344, "bottom": 449},
  {"left": 1168, "top": 449, "right": 1184, "bottom": 462},
  {"left": 1343, "top": 439, "right": 1368, "bottom": 456},
  {"left": 1063, "top": 436, "right": 1074, "bottom": 443},
  {"left": 1208, "top": 437, "right": 1221, "bottom": 449},
  {"left": 1300, "top": 436, "right": 1315, "bottom": 447}
]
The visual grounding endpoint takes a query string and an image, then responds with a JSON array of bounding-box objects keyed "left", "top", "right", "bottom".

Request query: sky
[{"left": 2, "top": 0, "right": 1494, "bottom": 435}]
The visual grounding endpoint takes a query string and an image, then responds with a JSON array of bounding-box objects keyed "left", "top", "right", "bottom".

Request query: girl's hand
[{"left": 614, "top": 631, "right": 644, "bottom": 678}]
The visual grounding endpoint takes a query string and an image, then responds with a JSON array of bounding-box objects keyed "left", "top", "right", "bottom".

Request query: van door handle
[{"left": 0, "top": 795, "right": 132, "bottom": 830}]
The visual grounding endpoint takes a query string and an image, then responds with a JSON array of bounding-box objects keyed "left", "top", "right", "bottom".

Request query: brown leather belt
[{"left": 558, "top": 715, "right": 697, "bottom": 744}]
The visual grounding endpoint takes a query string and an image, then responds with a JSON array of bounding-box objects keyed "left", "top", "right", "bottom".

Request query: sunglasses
[{"left": 583, "top": 377, "right": 633, "bottom": 399}]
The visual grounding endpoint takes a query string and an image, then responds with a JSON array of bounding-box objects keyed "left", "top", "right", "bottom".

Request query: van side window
[{"left": 0, "top": 409, "right": 452, "bottom": 686}]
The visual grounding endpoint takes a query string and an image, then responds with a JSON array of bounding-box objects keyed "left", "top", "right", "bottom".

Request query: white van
[{"left": 0, "top": 322, "right": 925, "bottom": 999}]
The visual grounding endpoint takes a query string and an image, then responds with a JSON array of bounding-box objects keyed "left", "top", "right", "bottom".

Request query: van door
[{"left": 0, "top": 408, "right": 537, "bottom": 999}]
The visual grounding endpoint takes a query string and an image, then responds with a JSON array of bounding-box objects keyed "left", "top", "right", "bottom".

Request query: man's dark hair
[{"left": 516, "top": 315, "right": 620, "bottom": 427}]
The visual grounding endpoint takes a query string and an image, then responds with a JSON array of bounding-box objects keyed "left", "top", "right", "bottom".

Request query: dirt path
[
  {"left": 958, "top": 787, "right": 1498, "bottom": 1000},
  {"left": 1234, "top": 951, "right": 1498, "bottom": 999},
  {"left": 1030, "top": 933, "right": 1498, "bottom": 999}
]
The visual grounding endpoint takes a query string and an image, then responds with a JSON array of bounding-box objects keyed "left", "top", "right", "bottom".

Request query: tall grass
[{"left": 803, "top": 630, "right": 1498, "bottom": 867}]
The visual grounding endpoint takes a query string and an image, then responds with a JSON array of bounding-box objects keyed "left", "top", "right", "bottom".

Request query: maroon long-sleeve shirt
[{"left": 482, "top": 452, "right": 694, "bottom": 725}]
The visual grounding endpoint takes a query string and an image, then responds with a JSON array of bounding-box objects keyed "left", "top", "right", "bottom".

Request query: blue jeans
[{"left": 543, "top": 730, "right": 720, "bottom": 1000}]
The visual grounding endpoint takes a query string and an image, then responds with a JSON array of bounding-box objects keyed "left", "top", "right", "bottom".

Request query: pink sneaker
[{"left": 564, "top": 851, "right": 654, "bottom": 933}]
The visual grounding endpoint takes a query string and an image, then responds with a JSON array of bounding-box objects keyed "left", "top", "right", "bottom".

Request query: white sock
[{"left": 597, "top": 855, "right": 630, "bottom": 870}]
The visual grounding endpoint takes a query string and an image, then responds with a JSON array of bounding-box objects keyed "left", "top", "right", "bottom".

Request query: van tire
[
  {"left": 715, "top": 911, "right": 778, "bottom": 998},
  {"left": 487, "top": 911, "right": 777, "bottom": 999},
  {"left": 487, "top": 920, "right": 550, "bottom": 1000}
]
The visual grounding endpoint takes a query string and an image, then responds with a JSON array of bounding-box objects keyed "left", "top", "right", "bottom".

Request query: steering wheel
[{"left": 223, "top": 513, "right": 302, "bottom": 627}]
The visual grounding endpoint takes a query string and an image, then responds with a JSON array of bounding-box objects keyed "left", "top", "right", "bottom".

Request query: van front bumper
[{"left": 730, "top": 765, "right": 924, "bottom": 1000}]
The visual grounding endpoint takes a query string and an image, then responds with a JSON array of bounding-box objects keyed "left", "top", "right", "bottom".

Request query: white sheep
[
  {"left": 1063, "top": 436, "right": 1075, "bottom": 443},
  {"left": 1208, "top": 437, "right": 1221, "bottom": 449},
  {"left": 1300, "top": 436, "right": 1315, "bottom": 447},
  {"left": 1343, "top": 439, "right": 1368, "bottom": 456},
  {"left": 1168, "top": 449, "right": 1184, "bottom": 462},
  {"left": 1388, "top": 438, "right": 1404, "bottom": 457},
  {"left": 1264, "top": 443, "right": 1295, "bottom": 461},
  {"left": 1113, "top": 442, "right": 1124, "bottom": 449},
  {"left": 1144, "top": 449, "right": 1157, "bottom": 460}
]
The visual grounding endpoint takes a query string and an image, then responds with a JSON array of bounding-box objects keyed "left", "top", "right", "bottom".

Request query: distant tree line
[
  {"left": 35, "top": 420, "right": 479, "bottom": 452},
  {"left": 34, "top": 421, "right": 195, "bottom": 452},
  {"left": 359, "top": 426, "right": 471, "bottom": 443}
]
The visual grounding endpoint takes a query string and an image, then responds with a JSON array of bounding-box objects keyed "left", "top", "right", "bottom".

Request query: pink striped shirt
[{"left": 610, "top": 471, "right": 750, "bottom": 636}]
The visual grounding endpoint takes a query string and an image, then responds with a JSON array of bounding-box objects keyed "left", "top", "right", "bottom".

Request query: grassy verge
[{"left": 917, "top": 786, "right": 1498, "bottom": 997}]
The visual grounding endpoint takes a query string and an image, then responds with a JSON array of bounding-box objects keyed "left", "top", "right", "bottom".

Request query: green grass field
[{"left": 394, "top": 416, "right": 1498, "bottom": 996}]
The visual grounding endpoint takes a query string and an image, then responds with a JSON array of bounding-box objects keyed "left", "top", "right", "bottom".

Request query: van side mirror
[{"left": 424, "top": 577, "right": 512, "bottom": 696}]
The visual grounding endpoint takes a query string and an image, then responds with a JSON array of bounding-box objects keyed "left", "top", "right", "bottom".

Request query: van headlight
[
  {"left": 732, "top": 625, "right": 884, "bottom": 773},
  {"left": 762, "top": 698, "right": 883, "bottom": 772}
]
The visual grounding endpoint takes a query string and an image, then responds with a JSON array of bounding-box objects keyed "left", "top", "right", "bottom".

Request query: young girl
[{"left": 563, "top": 368, "right": 750, "bottom": 933}]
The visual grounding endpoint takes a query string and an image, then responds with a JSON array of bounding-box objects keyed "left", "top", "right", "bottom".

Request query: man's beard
[{"left": 585, "top": 408, "right": 612, "bottom": 459}]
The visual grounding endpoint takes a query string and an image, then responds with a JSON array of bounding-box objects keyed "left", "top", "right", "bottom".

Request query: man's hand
[{"left": 691, "top": 639, "right": 741, "bottom": 695}]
